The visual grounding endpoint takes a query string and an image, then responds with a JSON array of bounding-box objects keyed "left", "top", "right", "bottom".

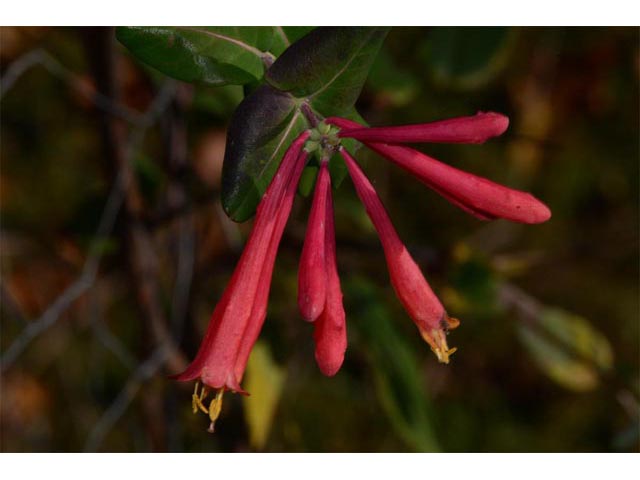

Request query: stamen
[
  {"left": 207, "top": 389, "right": 225, "bottom": 434},
  {"left": 191, "top": 382, "right": 200, "bottom": 414},
  {"left": 419, "top": 322, "right": 459, "bottom": 364},
  {"left": 192, "top": 381, "right": 210, "bottom": 414}
]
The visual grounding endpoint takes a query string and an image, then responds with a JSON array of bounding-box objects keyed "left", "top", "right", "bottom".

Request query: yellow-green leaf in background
[
  {"left": 517, "top": 308, "right": 614, "bottom": 392},
  {"left": 242, "top": 341, "right": 286, "bottom": 450}
]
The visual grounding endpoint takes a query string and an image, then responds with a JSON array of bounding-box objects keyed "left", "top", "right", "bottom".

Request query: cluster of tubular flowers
[{"left": 174, "top": 111, "right": 551, "bottom": 431}]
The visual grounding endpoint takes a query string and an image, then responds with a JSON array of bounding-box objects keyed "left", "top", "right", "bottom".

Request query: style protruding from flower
[{"left": 175, "top": 110, "right": 551, "bottom": 432}]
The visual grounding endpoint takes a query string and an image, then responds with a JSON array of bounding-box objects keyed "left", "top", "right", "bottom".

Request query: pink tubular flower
[
  {"left": 298, "top": 161, "right": 331, "bottom": 322},
  {"left": 337, "top": 111, "right": 509, "bottom": 144},
  {"left": 177, "top": 107, "right": 552, "bottom": 432},
  {"left": 307, "top": 161, "right": 347, "bottom": 376},
  {"left": 340, "top": 148, "right": 458, "bottom": 362},
  {"left": 173, "top": 131, "right": 309, "bottom": 431},
  {"left": 327, "top": 116, "right": 551, "bottom": 224}
]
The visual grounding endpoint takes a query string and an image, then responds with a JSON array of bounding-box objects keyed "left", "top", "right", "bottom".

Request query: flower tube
[
  {"left": 298, "top": 160, "right": 331, "bottom": 321},
  {"left": 341, "top": 148, "right": 457, "bottom": 363},
  {"left": 338, "top": 111, "right": 509, "bottom": 144},
  {"left": 173, "top": 132, "right": 309, "bottom": 430},
  {"left": 312, "top": 163, "right": 347, "bottom": 375},
  {"left": 328, "top": 117, "right": 551, "bottom": 224}
]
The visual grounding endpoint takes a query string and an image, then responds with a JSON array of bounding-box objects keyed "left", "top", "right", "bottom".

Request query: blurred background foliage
[{"left": 0, "top": 27, "right": 638, "bottom": 452}]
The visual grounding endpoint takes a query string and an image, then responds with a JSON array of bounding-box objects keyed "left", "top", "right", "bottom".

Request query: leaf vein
[
  {"left": 257, "top": 110, "right": 303, "bottom": 180},
  {"left": 306, "top": 32, "right": 373, "bottom": 101},
  {"left": 177, "top": 27, "right": 266, "bottom": 59}
]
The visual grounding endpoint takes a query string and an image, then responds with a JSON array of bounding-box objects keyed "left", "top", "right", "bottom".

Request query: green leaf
[
  {"left": 191, "top": 84, "right": 244, "bottom": 117},
  {"left": 116, "top": 27, "right": 280, "bottom": 86},
  {"left": 268, "top": 27, "right": 316, "bottom": 56},
  {"left": 267, "top": 27, "right": 389, "bottom": 115},
  {"left": 243, "top": 341, "right": 286, "bottom": 451},
  {"left": 297, "top": 165, "right": 319, "bottom": 198},
  {"left": 347, "top": 277, "right": 440, "bottom": 452},
  {"left": 423, "top": 27, "right": 513, "bottom": 90},
  {"left": 223, "top": 28, "right": 387, "bottom": 221},
  {"left": 221, "top": 84, "right": 307, "bottom": 221},
  {"left": 518, "top": 307, "right": 614, "bottom": 392}
]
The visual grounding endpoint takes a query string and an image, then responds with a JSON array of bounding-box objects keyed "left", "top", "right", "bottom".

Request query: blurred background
[{"left": 1, "top": 26, "right": 638, "bottom": 452}]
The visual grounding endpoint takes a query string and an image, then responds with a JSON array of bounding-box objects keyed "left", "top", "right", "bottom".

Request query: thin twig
[
  {"left": 0, "top": 48, "right": 151, "bottom": 126},
  {"left": 86, "top": 82, "right": 197, "bottom": 452},
  {"left": 83, "top": 28, "right": 186, "bottom": 375},
  {"left": 0, "top": 49, "right": 47, "bottom": 97},
  {"left": 0, "top": 74, "right": 175, "bottom": 372},
  {"left": 0, "top": 169, "right": 125, "bottom": 372},
  {"left": 83, "top": 346, "right": 168, "bottom": 451},
  {"left": 89, "top": 285, "right": 137, "bottom": 370}
]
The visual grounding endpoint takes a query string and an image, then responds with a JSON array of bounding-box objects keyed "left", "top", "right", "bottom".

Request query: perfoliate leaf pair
[{"left": 118, "top": 26, "right": 389, "bottom": 221}]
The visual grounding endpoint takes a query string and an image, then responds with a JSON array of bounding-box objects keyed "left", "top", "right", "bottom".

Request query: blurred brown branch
[
  {"left": 82, "top": 27, "right": 187, "bottom": 376},
  {"left": 0, "top": 169, "right": 125, "bottom": 372},
  {"left": 83, "top": 346, "right": 169, "bottom": 451},
  {"left": 1, "top": 48, "right": 146, "bottom": 126},
  {"left": 75, "top": 29, "right": 199, "bottom": 450}
]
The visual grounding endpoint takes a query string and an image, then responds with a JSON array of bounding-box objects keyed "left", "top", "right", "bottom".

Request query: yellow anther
[
  {"left": 419, "top": 321, "right": 459, "bottom": 364},
  {"left": 192, "top": 382, "right": 200, "bottom": 414},
  {"left": 207, "top": 389, "right": 225, "bottom": 433},
  {"left": 437, "top": 346, "right": 457, "bottom": 363},
  {"left": 191, "top": 382, "right": 210, "bottom": 414}
]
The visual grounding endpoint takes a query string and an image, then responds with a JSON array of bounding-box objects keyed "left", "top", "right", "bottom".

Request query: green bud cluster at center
[{"left": 304, "top": 121, "right": 341, "bottom": 160}]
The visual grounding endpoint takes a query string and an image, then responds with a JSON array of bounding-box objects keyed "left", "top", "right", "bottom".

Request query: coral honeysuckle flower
[
  {"left": 299, "top": 159, "right": 347, "bottom": 376},
  {"left": 336, "top": 111, "right": 509, "bottom": 145},
  {"left": 176, "top": 110, "right": 551, "bottom": 432},
  {"left": 298, "top": 159, "right": 330, "bottom": 322},
  {"left": 327, "top": 115, "right": 551, "bottom": 224},
  {"left": 173, "top": 131, "right": 309, "bottom": 432},
  {"left": 340, "top": 148, "right": 458, "bottom": 362}
]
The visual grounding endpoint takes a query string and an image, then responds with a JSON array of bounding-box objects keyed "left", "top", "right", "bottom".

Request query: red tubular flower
[
  {"left": 337, "top": 111, "right": 509, "bottom": 144},
  {"left": 231, "top": 148, "right": 309, "bottom": 383},
  {"left": 177, "top": 106, "right": 552, "bottom": 432},
  {"left": 173, "top": 131, "right": 309, "bottom": 430},
  {"left": 310, "top": 162, "right": 347, "bottom": 376},
  {"left": 340, "top": 148, "right": 458, "bottom": 363},
  {"left": 298, "top": 160, "right": 331, "bottom": 322},
  {"left": 327, "top": 117, "right": 551, "bottom": 224}
]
